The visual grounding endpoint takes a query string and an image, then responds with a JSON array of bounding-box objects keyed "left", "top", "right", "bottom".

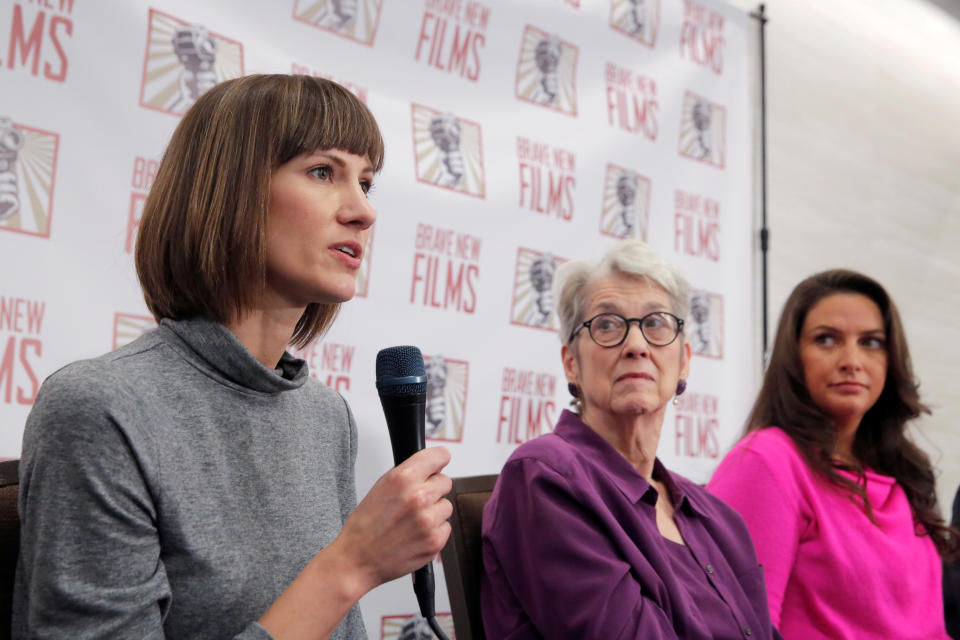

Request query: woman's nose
[
  {"left": 622, "top": 321, "right": 651, "bottom": 357},
  {"left": 837, "top": 343, "right": 863, "bottom": 372},
  {"left": 338, "top": 185, "right": 376, "bottom": 229}
]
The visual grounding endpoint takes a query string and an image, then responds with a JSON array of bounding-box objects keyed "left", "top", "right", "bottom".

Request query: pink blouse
[{"left": 708, "top": 427, "right": 948, "bottom": 639}]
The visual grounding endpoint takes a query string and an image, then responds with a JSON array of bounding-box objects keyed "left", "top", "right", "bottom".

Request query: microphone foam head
[{"left": 376, "top": 346, "right": 427, "bottom": 396}]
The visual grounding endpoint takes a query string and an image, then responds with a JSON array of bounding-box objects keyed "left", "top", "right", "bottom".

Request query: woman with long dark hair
[{"left": 709, "top": 269, "right": 956, "bottom": 639}]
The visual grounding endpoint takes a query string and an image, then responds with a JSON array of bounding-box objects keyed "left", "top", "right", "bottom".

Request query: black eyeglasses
[{"left": 570, "top": 312, "right": 684, "bottom": 348}]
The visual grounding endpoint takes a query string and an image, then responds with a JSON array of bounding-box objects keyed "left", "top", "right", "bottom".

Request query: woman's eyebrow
[{"left": 311, "top": 150, "right": 375, "bottom": 174}]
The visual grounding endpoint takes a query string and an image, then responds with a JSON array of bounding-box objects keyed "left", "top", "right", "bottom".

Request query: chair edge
[{"left": 440, "top": 474, "right": 498, "bottom": 640}]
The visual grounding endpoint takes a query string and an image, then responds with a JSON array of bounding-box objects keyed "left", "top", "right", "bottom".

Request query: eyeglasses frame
[{"left": 570, "top": 311, "right": 685, "bottom": 348}]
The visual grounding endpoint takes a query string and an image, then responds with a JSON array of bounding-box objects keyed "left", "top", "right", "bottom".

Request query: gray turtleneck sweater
[{"left": 14, "top": 316, "right": 367, "bottom": 639}]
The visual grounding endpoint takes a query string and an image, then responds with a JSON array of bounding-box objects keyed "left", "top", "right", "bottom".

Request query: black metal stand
[{"left": 750, "top": 4, "right": 770, "bottom": 367}]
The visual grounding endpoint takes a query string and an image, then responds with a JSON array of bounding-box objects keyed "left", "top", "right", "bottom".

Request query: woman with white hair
[{"left": 481, "top": 240, "right": 781, "bottom": 639}]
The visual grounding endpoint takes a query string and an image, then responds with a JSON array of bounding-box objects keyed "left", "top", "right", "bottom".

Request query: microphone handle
[
  {"left": 413, "top": 564, "right": 436, "bottom": 619},
  {"left": 378, "top": 392, "right": 435, "bottom": 621},
  {"left": 379, "top": 393, "right": 426, "bottom": 466}
]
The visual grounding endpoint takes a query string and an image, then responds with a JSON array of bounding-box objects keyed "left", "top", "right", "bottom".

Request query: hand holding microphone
[
  {"left": 334, "top": 445, "right": 450, "bottom": 585},
  {"left": 375, "top": 346, "right": 452, "bottom": 639},
  {"left": 257, "top": 350, "right": 451, "bottom": 640}
]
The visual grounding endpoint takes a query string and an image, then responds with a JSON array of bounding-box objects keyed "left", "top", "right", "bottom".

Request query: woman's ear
[{"left": 561, "top": 343, "right": 579, "bottom": 385}]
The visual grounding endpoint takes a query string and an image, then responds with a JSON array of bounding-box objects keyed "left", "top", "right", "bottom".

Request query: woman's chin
[
  {"left": 311, "top": 280, "right": 359, "bottom": 305},
  {"left": 610, "top": 398, "right": 662, "bottom": 419}
]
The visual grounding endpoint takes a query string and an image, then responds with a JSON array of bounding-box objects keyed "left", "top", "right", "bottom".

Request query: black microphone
[{"left": 375, "top": 346, "right": 447, "bottom": 640}]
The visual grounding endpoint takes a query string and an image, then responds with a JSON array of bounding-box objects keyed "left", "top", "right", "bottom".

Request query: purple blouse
[{"left": 481, "top": 410, "right": 781, "bottom": 639}]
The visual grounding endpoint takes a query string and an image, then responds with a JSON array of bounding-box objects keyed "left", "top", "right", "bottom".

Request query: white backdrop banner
[{"left": 0, "top": 0, "right": 754, "bottom": 635}]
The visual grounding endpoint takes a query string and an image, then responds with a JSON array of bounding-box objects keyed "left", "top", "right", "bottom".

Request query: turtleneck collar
[{"left": 159, "top": 316, "right": 308, "bottom": 394}]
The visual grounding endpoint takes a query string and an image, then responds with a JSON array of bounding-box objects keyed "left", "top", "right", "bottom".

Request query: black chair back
[
  {"left": 440, "top": 474, "right": 498, "bottom": 640},
  {"left": 0, "top": 460, "right": 19, "bottom": 640}
]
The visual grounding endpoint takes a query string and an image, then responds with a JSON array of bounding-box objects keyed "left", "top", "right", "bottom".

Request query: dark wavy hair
[{"left": 746, "top": 269, "right": 958, "bottom": 558}]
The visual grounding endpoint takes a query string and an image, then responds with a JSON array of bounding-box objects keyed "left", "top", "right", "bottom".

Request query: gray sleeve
[
  {"left": 335, "top": 396, "right": 368, "bottom": 639},
  {"left": 12, "top": 369, "right": 278, "bottom": 640},
  {"left": 14, "top": 369, "right": 169, "bottom": 638},
  {"left": 339, "top": 396, "right": 360, "bottom": 528}
]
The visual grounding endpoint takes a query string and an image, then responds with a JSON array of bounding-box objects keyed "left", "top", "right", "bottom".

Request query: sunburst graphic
[
  {"left": 423, "top": 355, "right": 468, "bottom": 443},
  {"left": 600, "top": 163, "right": 651, "bottom": 240},
  {"left": 139, "top": 9, "right": 244, "bottom": 117},
  {"left": 293, "top": 0, "right": 384, "bottom": 46},
  {"left": 515, "top": 25, "right": 578, "bottom": 116},
  {"left": 0, "top": 121, "right": 58, "bottom": 238},
  {"left": 411, "top": 104, "right": 485, "bottom": 198},
  {"left": 687, "top": 290, "right": 723, "bottom": 359},
  {"left": 609, "top": 0, "right": 660, "bottom": 47},
  {"left": 113, "top": 313, "right": 157, "bottom": 350},
  {"left": 678, "top": 91, "right": 726, "bottom": 168},
  {"left": 380, "top": 613, "right": 455, "bottom": 639},
  {"left": 509, "top": 247, "right": 566, "bottom": 332}
]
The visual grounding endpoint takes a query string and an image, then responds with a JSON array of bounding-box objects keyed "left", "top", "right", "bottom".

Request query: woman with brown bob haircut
[
  {"left": 14, "top": 75, "right": 453, "bottom": 640},
  {"left": 709, "top": 269, "right": 957, "bottom": 639}
]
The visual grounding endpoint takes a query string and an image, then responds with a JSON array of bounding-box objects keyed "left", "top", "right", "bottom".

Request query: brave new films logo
[
  {"left": 125, "top": 155, "right": 158, "bottom": 253},
  {"left": 509, "top": 248, "right": 565, "bottom": 332},
  {"left": 289, "top": 63, "right": 369, "bottom": 104},
  {"left": 113, "top": 313, "right": 157, "bottom": 350},
  {"left": 1, "top": 0, "right": 74, "bottom": 83},
  {"left": 380, "top": 613, "right": 454, "bottom": 640},
  {"left": 293, "top": 0, "right": 384, "bottom": 46},
  {"left": 515, "top": 25, "right": 578, "bottom": 116},
  {"left": 0, "top": 116, "right": 58, "bottom": 238},
  {"left": 609, "top": 0, "right": 660, "bottom": 47},
  {"left": 414, "top": 0, "right": 490, "bottom": 83},
  {"left": 139, "top": 8, "right": 244, "bottom": 117},
  {"left": 605, "top": 62, "right": 657, "bottom": 141},
  {"left": 687, "top": 289, "right": 723, "bottom": 359},
  {"left": 674, "top": 188, "right": 720, "bottom": 262},
  {"left": 290, "top": 341, "right": 356, "bottom": 393},
  {"left": 674, "top": 390, "right": 720, "bottom": 459},
  {"left": 0, "top": 295, "right": 45, "bottom": 406},
  {"left": 677, "top": 90, "right": 726, "bottom": 168},
  {"left": 410, "top": 222, "right": 480, "bottom": 314},
  {"left": 411, "top": 104, "right": 485, "bottom": 198},
  {"left": 600, "top": 163, "right": 650, "bottom": 240},
  {"left": 497, "top": 366, "right": 557, "bottom": 445},
  {"left": 516, "top": 136, "right": 575, "bottom": 222},
  {"left": 679, "top": 0, "right": 725, "bottom": 74},
  {"left": 423, "top": 354, "right": 468, "bottom": 442}
]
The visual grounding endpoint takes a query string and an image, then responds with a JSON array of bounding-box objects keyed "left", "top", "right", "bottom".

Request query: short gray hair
[{"left": 555, "top": 240, "right": 691, "bottom": 346}]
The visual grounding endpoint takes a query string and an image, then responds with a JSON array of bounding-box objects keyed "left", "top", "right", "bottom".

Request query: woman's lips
[
  {"left": 617, "top": 372, "right": 654, "bottom": 382},
  {"left": 330, "top": 242, "right": 363, "bottom": 268},
  {"left": 829, "top": 381, "right": 867, "bottom": 392}
]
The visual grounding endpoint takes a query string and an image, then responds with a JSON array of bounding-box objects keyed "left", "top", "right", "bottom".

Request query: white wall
[{"left": 727, "top": 0, "right": 960, "bottom": 518}]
